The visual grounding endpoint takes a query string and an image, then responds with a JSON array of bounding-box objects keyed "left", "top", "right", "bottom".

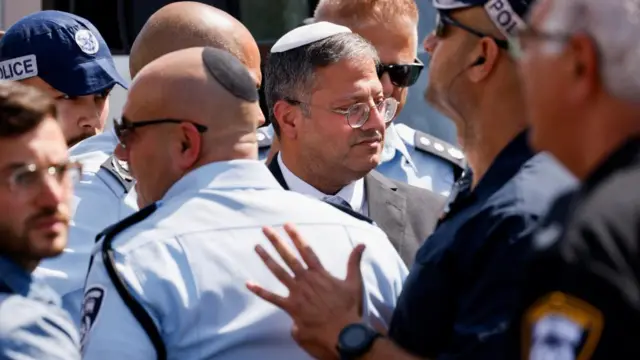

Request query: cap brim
[
  {"left": 46, "top": 57, "right": 128, "bottom": 97},
  {"left": 432, "top": 0, "right": 477, "bottom": 10}
]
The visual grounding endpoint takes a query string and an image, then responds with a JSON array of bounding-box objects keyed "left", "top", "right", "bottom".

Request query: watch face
[{"left": 343, "top": 325, "right": 368, "bottom": 349}]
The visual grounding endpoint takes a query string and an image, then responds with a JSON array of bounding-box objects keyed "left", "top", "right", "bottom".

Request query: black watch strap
[{"left": 337, "top": 323, "right": 382, "bottom": 360}]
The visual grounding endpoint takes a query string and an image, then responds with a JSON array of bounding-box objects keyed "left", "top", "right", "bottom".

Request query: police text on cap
[
  {"left": 484, "top": 0, "right": 527, "bottom": 37},
  {"left": 0, "top": 55, "right": 37, "bottom": 81}
]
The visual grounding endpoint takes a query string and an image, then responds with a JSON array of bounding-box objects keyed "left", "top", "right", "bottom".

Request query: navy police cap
[
  {"left": 433, "top": 0, "right": 536, "bottom": 37},
  {"left": 0, "top": 10, "right": 127, "bottom": 97}
]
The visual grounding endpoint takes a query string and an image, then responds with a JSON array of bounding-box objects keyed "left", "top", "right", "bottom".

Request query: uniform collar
[
  {"left": 380, "top": 123, "right": 416, "bottom": 170},
  {"left": 277, "top": 153, "right": 366, "bottom": 213},
  {"left": 0, "top": 256, "right": 32, "bottom": 296},
  {"left": 470, "top": 130, "right": 534, "bottom": 199},
  {"left": 583, "top": 136, "right": 640, "bottom": 193},
  {"left": 162, "top": 160, "right": 283, "bottom": 203}
]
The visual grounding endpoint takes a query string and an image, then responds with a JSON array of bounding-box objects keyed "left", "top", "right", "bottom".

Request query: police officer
[
  {"left": 80, "top": 47, "right": 407, "bottom": 359},
  {"left": 509, "top": 0, "right": 640, "bottom": 358},
  {"left": 259, "top": 0, "right": 465, "bottom": 196},
  {"left": 0, "top": 81, "right": 80, "bottom": 359},
  {"left": 0, "top": 11, "right": 127, "bottom": 147},
  {"left": 245, "top": 1, "right": 578, "bottom": 359},
  {"left": 0, "top": 11, "right": 134, "bottom": 326}
]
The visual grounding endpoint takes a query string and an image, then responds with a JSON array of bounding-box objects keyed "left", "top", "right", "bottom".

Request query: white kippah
[{"left": 270, "top": 21, "right": 352, "bottom": 53}]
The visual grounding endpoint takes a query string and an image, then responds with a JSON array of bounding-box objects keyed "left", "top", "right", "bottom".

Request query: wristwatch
[{"left": 336, "top": 323, "right": 382, "bottom": 360}]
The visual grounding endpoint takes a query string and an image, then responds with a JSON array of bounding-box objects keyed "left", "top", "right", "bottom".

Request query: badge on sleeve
[
  {"left": 80, "top": 285, "right": 106, "bottom": 350},
  {"left": 523, "top": 292, "right": 604, "bottom": 360}
]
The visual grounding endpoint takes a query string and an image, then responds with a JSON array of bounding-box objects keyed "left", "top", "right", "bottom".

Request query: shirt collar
[
  {"left": 583, "top": 136, "right": 640, "bottom": 193},
  {"left": 277, "top": 153, "right": 366, "bottom": 213},
  {"left": 380, "top": 123, "right": 416, "bottom": 170},
  {"left": 162, "top": 159, "right": 283, "bottom": 202},
  {"left": 473, "top": 130, "right": 535, "bottom": 198},
  {"left": 0, "top": 256, "right": 33, "bottom": 296}
]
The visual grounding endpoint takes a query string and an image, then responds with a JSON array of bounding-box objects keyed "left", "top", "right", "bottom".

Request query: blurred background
[{"left": 0, "top": 0, "right": 457, "bottom": 145}]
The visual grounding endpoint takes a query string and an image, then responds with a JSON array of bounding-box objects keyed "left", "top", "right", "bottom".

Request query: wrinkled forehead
[{"left": 312, "top": 58, "right": 383, "bottom": 100}]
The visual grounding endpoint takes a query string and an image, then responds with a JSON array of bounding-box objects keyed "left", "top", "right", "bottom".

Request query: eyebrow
[{"left": 1, "top": 162, "right": 28, "bottom": 171}]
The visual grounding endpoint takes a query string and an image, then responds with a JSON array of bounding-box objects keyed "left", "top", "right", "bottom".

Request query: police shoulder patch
[
  {"left": 80, "top": 285, "right": 106, "bottom": 349},
  {"left": 523, "top": 291, "right": 604, "bottom": 360},
  {"left": 100, "top": 155, "right": 135, "bottom": 192}
]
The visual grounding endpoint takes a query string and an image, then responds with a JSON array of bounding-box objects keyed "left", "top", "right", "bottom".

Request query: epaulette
[
  {"left": 94, "top": 202, "right": 167, "bottom": 359},
  {"left": 414, "top": 130, "right": 465, "bottom": 178},
  {"left": 257, "top": 127, "right": 273, "bottom": 149},
  {"left": 100, "top": 155, "right": 135, "bottom": 192}
]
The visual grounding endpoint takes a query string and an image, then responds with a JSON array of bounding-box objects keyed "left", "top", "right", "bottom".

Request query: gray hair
[
  {"left": 542, "top": 0, "right": 640, "bottom": 102},
  {"left": 264, "top": 32, "right": 379, "bottom": 136}
]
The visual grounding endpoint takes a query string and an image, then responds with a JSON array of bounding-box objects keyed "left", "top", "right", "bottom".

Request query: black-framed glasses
[
  {"left": 286, "top": 97, "right": 398, "bottom": 129},
  {"left": 436, "top": 11, "right": 510, "bottom": 50},
  {"left": 507, "top": 27, "right": 571, "bottom": 60},
  {"left": 5, "top": 161, "right": 82, "bottom": 195},
  {"left": 377, "top": 58, "right": 424, "bottom": 87},
  {"left": 114, "top": 116, "right": 208, "bottom": 147}
]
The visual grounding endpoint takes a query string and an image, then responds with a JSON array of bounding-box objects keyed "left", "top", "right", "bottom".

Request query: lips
[{"left": 31, "top": 215, "right": 69, "bottom": 231}]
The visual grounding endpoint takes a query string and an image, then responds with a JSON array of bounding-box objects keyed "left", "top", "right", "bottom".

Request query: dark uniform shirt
[
  {"left": 512, "top": 137, "right": 640, "bottom": 360},
  {"left": 388, "top": 131, "right": 576, "bottom": 359}
]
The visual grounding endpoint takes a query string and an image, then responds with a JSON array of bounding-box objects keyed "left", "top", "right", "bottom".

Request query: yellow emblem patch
[{"left": 522, "top": 291, "right": 604, "bottom": 360}]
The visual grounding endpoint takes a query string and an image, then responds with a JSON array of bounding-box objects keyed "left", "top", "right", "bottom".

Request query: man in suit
[{"left": 264, "top": 22, "right": 444, "bottom": 266}]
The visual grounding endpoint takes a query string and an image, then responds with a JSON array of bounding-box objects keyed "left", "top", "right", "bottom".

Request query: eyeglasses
[
  {"left": 507, "top": 27, "right": 570, "bottom": 60},
  {"left": 115, "top": 116, "right": 208, "bottom": 148},
  {"left": 287, "top": 97, "right": 398, "bottom": 129},
  {"left": 5, "top": 161, "right": 82, "bottom": 195},
  {"left": 436, "top": 11, "right": 510, "bottom": 50},
  {"left": 377, "top": 59, "right": 424, "bottom": 87}
]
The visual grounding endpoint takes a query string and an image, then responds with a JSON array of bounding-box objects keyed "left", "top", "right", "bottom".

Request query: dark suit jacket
[{"left": 268, "top": 157, "right": 445, "bottom": 266}]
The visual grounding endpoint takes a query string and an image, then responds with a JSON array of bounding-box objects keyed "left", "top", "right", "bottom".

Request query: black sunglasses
[
  {"left": 436, "top": 11, "right": 510, "bottom": 50},
  {"left": 114, "top": 116, "right": 208, "bottom": 145},
  {"left": 376, "top": 58, "right": 424, "bottom": 87}
]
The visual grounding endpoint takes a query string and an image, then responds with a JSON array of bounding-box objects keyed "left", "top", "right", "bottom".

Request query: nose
[
  {"left": 114, "top": 143, "right": 129, "bottom": 162},
  {"left": 77, "top": 99, "right": 106, "bottom": 134},
  {"left": 379, "top": 73, "right": 394, "bottom": 98},
  {"left": 361, "top": 102, "right": 386, "bottom": 133},
  {"left": 35, "top": 173, "right": 65, "bottom": 208},
  {"left": 423, "top": 32, "right": 438, "bottom": 55}
]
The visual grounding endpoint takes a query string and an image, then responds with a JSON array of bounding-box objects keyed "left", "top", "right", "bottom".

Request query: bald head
[
  {"left": 129, "top": 1, "right": 260, "bottom": 84},
  {"left": 120, "top": 47, "right": 262, "bottom": 207},
  {"left": 127, "top": 47, "right": 261, "bottom": 141},
  {"left": 314, "top": 0, "right": 418, "bottom": 29}
]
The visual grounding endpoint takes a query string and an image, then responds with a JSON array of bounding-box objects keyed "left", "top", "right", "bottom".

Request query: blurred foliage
[{"left": 240, "top": 0, "right": 309, "bottom": 42}]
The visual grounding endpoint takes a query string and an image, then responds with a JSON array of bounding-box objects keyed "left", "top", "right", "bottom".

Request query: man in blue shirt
[
  {"left": 0, "top": 82, "right": 80, "bottom": 359},
  {"left": 244, "top": 0, "right": 578, "bottom": 359},
  {"left": 0, "top": 11, "right": 134, "bottom": 325},
  {"left": 80, "top": 47, "right": 407, "bottom": 359}
]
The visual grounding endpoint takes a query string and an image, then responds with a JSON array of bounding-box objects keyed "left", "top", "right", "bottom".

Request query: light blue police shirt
[
  {"left": 81, "top": 160, "right": 407, "bottom": 359},
  {"left": 257, "top": 123, "right": 463, "bottom": 196},
  {"left": 33, "top": 130, "right": 138, "bottom": 326},
  {"left": 0, "top": 256, "right": 80, "bottom": 360}
]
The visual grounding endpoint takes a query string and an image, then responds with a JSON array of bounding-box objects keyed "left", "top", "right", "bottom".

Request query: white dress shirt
[{"left": 277, "top": 153, "right": 369, "bottom": 216}]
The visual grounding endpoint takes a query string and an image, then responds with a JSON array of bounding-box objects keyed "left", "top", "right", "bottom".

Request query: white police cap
[{"left": 270, "top": 21, "right": 352, "bottom": 53}]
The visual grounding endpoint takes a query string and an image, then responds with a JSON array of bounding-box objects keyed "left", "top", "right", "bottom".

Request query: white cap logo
[{"left": 75, "top": 29, "right": 99, "bottom": 55}]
